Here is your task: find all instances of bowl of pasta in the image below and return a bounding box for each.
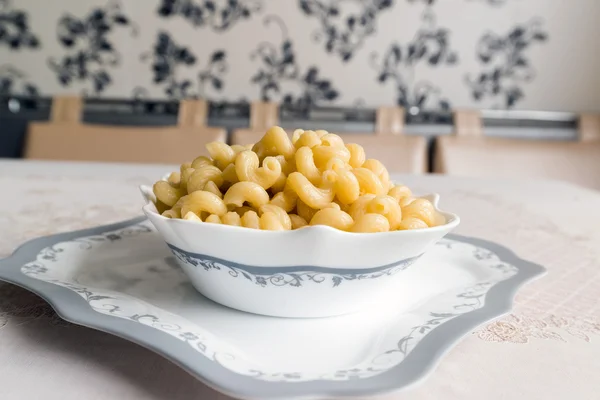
[140,127,459,318]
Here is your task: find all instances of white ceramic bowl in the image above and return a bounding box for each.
[140,184,459,318]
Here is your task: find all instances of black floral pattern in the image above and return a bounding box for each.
[157,0,262,31]
[47,0,137,95]
[371,0,458,113]
[299,0,393,62]
[251,16,339,117]
[0,65,39,97]
[0,0,555,111]
[371,32,457,111]
[466,19,548,108]
[0,0,40,50]
[141,31,228,99]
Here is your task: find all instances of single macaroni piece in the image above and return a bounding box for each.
[291,129,304,144]
[241,210,260,229]
[397,217,428,230]
[346,143,366,168]
[222,211,242,226]
[191,155,213,169]
[312,145,351,170]
[153,181,184,207]
[324,157,347,172]
[352,168,386,196]
[180,162,192,172]
[183,211,202,222]
[254,126,295,159]
[399,196,416,207]
[223,181,270,208]
[235,151,281,189]
[206,142,236,170]
[388,185,412,203]
[310,208,354,231]
[187,165,224,194]
[153,126,446,232]
[162,209,180,219]
[167,171,181,186]
[333,168,360,205]
[351,213,390,233]
[362,159,391,192]
[320,133,344,148]
[289,214,308,229]
[259,204,292,230]
[293,130,321,149]
[366,195,402,230]
[287,172,335,209]
[260,212,285,230]
[205,214,222,224]
[181,190,227,218]
[295,146,321,185]
[401,198,436,227]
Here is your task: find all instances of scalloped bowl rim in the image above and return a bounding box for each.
[139,182,460,237]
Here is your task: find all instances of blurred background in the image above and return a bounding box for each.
[1,0,599,188]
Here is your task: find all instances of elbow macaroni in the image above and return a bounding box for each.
[153,126,444,232]
[235,151,281,189]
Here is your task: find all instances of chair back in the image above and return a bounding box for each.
[25,96,226,163]
[434,109,600,189]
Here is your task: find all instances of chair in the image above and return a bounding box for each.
[231,103,427,174]
[24,96,226,163]
[434,110,600,189]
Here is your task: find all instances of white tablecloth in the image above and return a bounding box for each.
[0,159,599,400]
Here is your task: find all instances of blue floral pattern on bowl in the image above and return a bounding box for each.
[167,244,421,288]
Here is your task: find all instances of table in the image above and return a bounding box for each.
[0,159,599,400]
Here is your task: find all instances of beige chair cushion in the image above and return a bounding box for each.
[25,123,226,164]
[339,134,427,174]
[231,130,427,174]
[435,136,600,189]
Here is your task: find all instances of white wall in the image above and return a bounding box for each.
[1,0,599,112]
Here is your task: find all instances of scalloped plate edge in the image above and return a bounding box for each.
[0,217,546,400]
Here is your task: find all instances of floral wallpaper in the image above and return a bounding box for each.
[1,0,599,112]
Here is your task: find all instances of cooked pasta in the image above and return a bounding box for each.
[235,151,281,189]
[223,181,270,208]
[310,208,353,231]
[152,126,445,232]
[351,213,390,233]
[295,146,321,185]
[222,211,242,226]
